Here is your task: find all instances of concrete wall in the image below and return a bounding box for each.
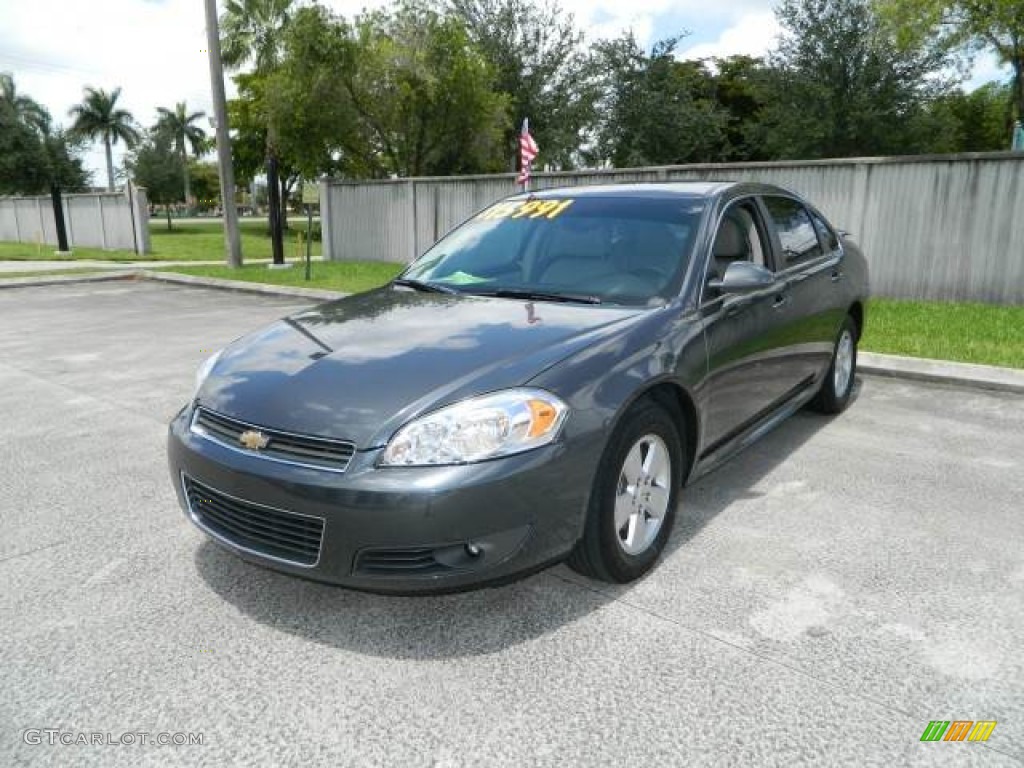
[0,187,151,254]
[322,153,1024,304]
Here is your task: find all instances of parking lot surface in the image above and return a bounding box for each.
[1,280,1022,767]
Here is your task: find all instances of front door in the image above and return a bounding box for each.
[699,199,801,452]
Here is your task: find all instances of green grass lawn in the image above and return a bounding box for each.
[0,219,321,262]
[159,260,403,295]
[149,220,322,261]
[0,241,118,261]
[861,299,1024,369]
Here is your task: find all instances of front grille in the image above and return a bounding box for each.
[183,476,324,567]
[192,407,355,472]
[355,547,452,576]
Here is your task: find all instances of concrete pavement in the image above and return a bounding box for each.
[0,281,1022,767]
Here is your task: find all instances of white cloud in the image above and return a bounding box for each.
[679,11,782,62]
[966,50,1012,89]
[0,0,215,185]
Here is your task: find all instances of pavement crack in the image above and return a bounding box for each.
[552,572,1024,764]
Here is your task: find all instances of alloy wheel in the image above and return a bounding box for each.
[614,434,672,556]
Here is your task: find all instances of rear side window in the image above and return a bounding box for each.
[811,211,840,253]
[763,197,823,267]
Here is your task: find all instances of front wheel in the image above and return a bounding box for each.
[811,315,858,414]
[568,399,684,583]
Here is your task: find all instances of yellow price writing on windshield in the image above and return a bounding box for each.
[478,199,574,221]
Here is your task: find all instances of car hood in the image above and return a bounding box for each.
[198,288,646,448]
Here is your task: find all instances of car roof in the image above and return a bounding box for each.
[522,181,787,201]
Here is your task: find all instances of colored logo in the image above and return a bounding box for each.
[238,430,270,451]
[920,721,997,742]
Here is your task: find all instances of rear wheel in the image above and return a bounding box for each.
[811,315,857,414]
[568,399,683,583]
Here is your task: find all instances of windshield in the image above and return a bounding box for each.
[400,195,705,306]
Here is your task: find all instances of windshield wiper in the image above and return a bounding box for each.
[392,278,458,295]
[468,288,602,305]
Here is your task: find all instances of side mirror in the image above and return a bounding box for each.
[708,261,775,293]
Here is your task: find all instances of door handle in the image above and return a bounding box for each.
[772,293,791,309]
[831,269,844,283]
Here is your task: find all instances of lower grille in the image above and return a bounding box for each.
[183,476,324,567]
[356,547,452,576]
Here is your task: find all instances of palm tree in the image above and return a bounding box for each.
[155,101,208,208]
[1,72,49,133]
[68,86,141,191]
[220,0,296,260]
[220,0,294,72]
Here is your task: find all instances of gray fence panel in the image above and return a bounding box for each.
[99,194,135,251]
[0,203,17,241]
[14,199,43,244]
[322,154,1024,303]
[0,190,149,254]
[67,196,104,248]
[326,183,413,263]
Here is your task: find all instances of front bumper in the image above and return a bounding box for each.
[167,404,598,593]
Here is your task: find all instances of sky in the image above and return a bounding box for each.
[0,0,1011,185]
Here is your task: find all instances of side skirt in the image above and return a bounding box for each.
[688,377,819,483]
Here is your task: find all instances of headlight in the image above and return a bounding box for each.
[380,388,568,466]
[194,349,222,397]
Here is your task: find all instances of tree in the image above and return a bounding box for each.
[710,56,776,161]
[221,0,296,259]
[1,72,49,133]
[228,4,509,184]
[188,160,223,210]
[155,101,208,208]
[0,98,48,194]
[0,74,89,194]
[926,81,1017,151]
[127,133,185,230]
[41,127,91,192]
[875,0,1024,128]
[227,73,303,221]
[591,34,729,167]
[342,4,509,176]
[220,0,295,72]
[68,86,141,191]
[756,0,952,159]
[449,0,600,169]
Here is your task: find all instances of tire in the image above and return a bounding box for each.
[811,315,858,414]
[568,399,684,583]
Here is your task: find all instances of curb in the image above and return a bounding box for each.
[3,270,1020,395]
[0,271,138,289]
[859,352,1024,395]
[138,270,347,302]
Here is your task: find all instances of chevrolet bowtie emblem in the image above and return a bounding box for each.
[239,430,270,450]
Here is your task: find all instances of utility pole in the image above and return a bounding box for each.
[204,0,243,267]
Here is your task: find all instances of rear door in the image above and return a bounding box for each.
[699,198,802,452]
[760,196,846,385]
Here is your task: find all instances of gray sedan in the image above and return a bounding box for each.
[167,182,868,592]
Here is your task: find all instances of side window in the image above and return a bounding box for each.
[810,211,840,253]
[708,202,770,280]
[763,197,823,267]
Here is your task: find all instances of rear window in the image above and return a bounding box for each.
[403,196,705,306]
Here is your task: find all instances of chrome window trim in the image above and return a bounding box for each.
[180,472,324,569]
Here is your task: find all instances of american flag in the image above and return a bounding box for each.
[517,118,539,188]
